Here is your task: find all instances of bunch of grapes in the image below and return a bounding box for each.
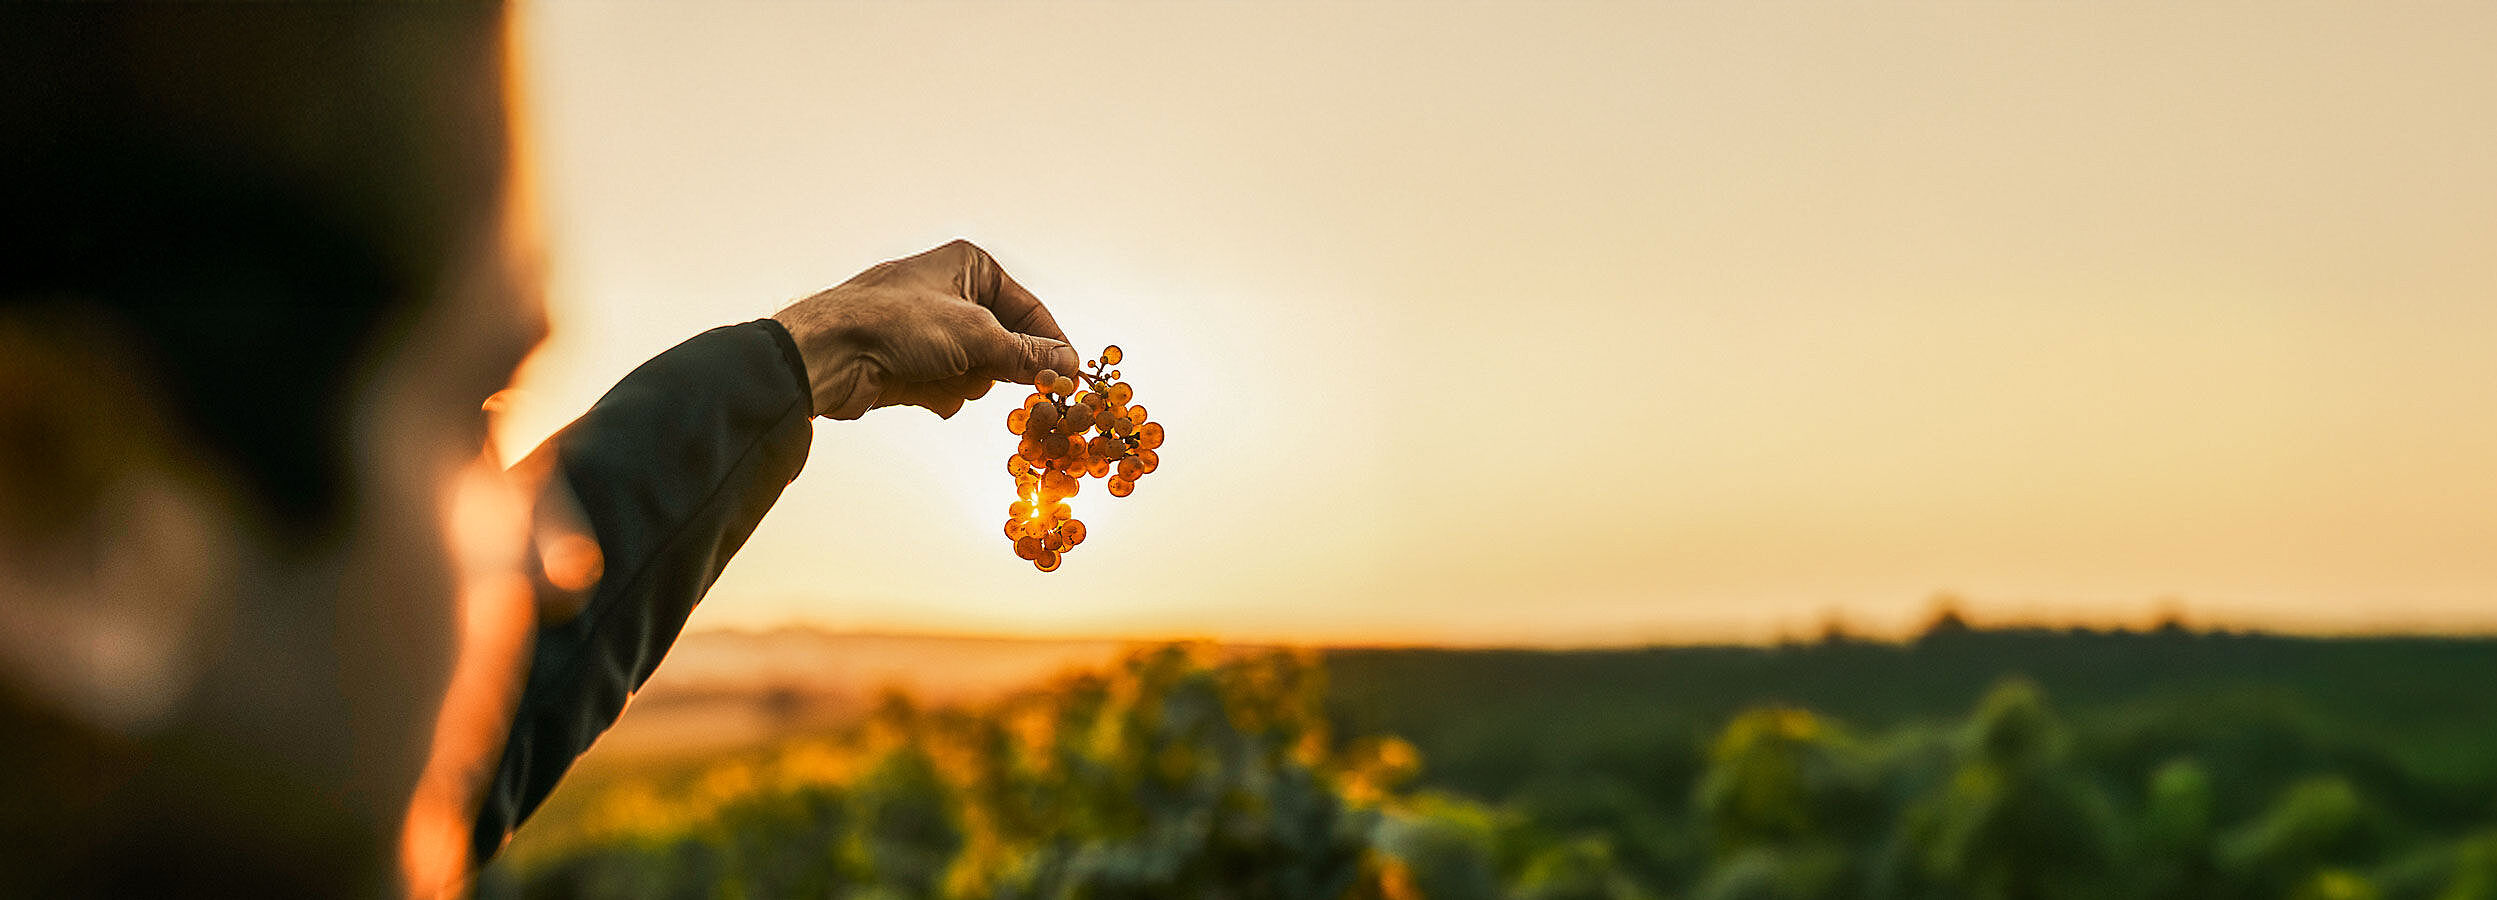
[1003,344,1164,571]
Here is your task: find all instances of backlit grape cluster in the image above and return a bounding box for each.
[1003,344,1164,571]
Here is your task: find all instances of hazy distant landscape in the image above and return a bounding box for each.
[488,619,2497,898]
[587,630,1140,757]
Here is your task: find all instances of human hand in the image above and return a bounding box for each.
[770,240,1081,420]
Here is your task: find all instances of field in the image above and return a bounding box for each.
[481,625,2497,899]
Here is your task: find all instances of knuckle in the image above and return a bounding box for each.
[941,238,993,274]
[938,239,998,299]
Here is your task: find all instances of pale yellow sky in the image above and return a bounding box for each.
[499,2,2497,646]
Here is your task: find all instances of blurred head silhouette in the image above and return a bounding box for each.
[1,6,543,896]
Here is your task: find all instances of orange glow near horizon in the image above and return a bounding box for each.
[498,4,2497,647]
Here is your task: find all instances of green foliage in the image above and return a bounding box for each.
[492,634,2497,900]
[494,645,1377,900]
[2138,758,2220,898]
[2440,831,2497,900]
[1509,837,1655,900]
[2218,775,2384,898]
[1883,681,2120,900]
[1690,844,1851,900]
[843,746,959,894]
[2297,869,2385,900]
[1695,708,1871,854]
[1369,795,1503,900]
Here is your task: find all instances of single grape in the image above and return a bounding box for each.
[1042,530,1067,552]
[1136,449,1159,475]
[1042,434,1070,459]
[1126,405,1147,426]
[1064,402,1095,432]
[1014,535,1042,560]
[1006,407,1028,435]
[1003,518,1023,539]
[1047,501,1072,522]
[1023,392,1047,411]
[1054,374,1078,396]
[1108,477,1134,498]
[1034,549,1061,572]
[1042,469,1079,499]
[1107,382,1133,406]
[1087,457,1111,479]
[1061,519,1087,546]
[1118,456,1142,480]
[1008,499,1033,519]
[1101,345,1122,365]
[1138,421,1164,450]
[1034,369,1058,390]
[1028,402,1059,434]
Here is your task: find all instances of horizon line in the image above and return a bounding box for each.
[682,616,2497,652]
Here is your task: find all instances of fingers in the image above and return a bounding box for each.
[873,372,991,419]
[933,238,1072,346]
[829,240,1084,419]
[876,327,1064,420]
[984,265,1071,345]
[968,328,1080,386]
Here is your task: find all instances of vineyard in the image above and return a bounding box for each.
[483,630,2497,899]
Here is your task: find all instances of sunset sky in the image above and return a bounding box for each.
[496,3,2497,646]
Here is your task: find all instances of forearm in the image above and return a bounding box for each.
[470,319,814,865]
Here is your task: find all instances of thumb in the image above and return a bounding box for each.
[975,329,1081,386]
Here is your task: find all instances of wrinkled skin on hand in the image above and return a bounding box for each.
[772,239,1082,420]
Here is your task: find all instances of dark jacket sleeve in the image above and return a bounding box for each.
[470,319,815,865]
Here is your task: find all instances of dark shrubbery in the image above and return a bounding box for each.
[490,637,2497,899]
